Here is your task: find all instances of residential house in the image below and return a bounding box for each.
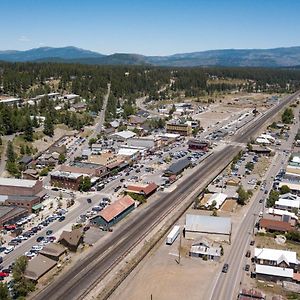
[189,238,221,261]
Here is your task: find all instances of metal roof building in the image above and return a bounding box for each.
[185,214,231,241]
[164,157,191,176]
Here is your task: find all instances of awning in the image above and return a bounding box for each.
[32,203,44,211]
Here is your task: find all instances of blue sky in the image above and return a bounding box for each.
[0,0,300,55]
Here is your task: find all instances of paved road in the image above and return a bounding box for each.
[32,91,300,300]
[209,94,300,300]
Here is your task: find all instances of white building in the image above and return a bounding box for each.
[205,193,227,210]
[275,198,300,211]
[111,130,136,142]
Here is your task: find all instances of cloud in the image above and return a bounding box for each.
[19,35,30,42]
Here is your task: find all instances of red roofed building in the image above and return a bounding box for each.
[259,218,293,233]
[126,182,158,197]
[90,195,135,228]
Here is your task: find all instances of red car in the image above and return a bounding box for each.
[0,272,9,277]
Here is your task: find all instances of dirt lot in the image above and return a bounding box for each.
[221,199,237,212]
[109,236,221,300]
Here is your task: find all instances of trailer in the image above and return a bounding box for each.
[166,225,180,245]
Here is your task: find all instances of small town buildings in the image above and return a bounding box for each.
[88,152,118,166]
[22,169,39,180]
[90,195,135,228]
[266,208,298,226]
[158,133,181,143]
[164,158,191,177]
[189,238,221,261]
[0,206,28,228]
[39,243,66,261]
[117,148,141,160]
[3,195,42,212]
[254,247,299,282]
[128,115,146,125]
[111,130,136,142]
[166,121,192,136]
[50,171,83,190]
[238,289,266,300]
[70,102,86,112]
[0,177,43,196]
[58,228,83,251]
[275,198,300,212]
[126,182,158,198]
[185,214,231,241]
[24,254,57,282]
[127,136,161,150]
[259,218,293,233]
[187,139,209,152]
[226,177,241,186]
[251,145,272,156]
[205,193,228,210]
[60,162,107,178]
[63,93,80,101]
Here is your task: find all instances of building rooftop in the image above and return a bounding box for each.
[117,148,140,157]
[112,130,136,140]
[50,171,83,180]
[255,264,294,278]
[24,254,57,281]
[165,157,190,175]
[185,214,231,235]
[99,195,135,223]
[275,198,300,209]
[254,247,297,264]
[205,193,227,209]
[58,228,82,247]
[0,205,28,220]
[0,177,39,188]
[267,208,298,220]
[259,218,293,232]
[126,182,158,196]
[39,243,66,258]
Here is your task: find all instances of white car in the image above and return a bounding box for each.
[18,235,28,241]
[25,251,36,258]
[32,245,43,251]
[4,246,14,254]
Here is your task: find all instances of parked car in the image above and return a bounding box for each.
[87,198,92,204]
[46,230,53,236]
[4,246,14,254]
[36,236,44,242]
[250,240,255,246]
[245,264,250,271]
[245,250,251,257]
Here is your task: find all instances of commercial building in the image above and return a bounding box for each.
[188,139,209,152]
[259,218,293,233]
[39,243,66,261]
[266,208,298,226]
[126,182,158,198]
[164,157,191,177]
[88,152,119,166]
[90,195,135,228]
[58,228,83,251]
[166,121,192,136]
[254,247,299,282]
[3,195,42,212]
[24,254,57,282]
[0,206,28,228]
[185,214,231,241]
[0,177,43,196]
[205,193,227,210]
[60,162,107,178]
[128,115,146,125]
[275,198,300,212]
[110,130,136,142]
[127,136,161,150]
[117,148,141,160]
[50,171,83,190]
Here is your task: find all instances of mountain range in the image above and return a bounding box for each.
[1,46,300,67]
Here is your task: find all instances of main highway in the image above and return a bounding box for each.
[32,91,300,300]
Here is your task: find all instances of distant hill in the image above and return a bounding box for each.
[0,46,104,62]
[1,46,300,67]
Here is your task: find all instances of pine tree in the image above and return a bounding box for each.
[24,115,33,142]
[43,115,54,137]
